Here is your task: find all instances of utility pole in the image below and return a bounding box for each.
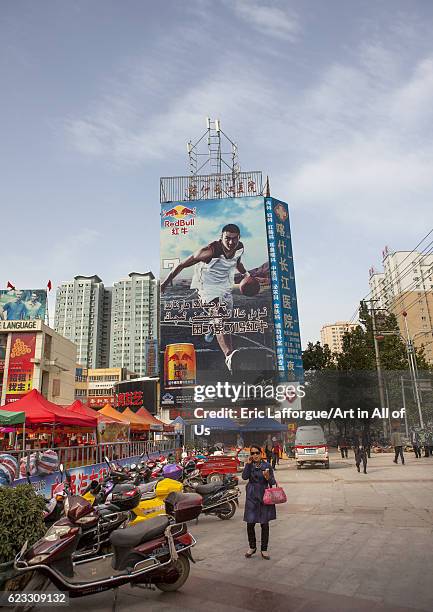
[400,376,409,437]
[402,312,424,428]
[368,300,387,438]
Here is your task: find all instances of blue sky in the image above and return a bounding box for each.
[2,0,433,344]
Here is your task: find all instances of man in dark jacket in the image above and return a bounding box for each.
[390,429,405,464]
[354,446,368,474]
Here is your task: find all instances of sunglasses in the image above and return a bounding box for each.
[250,451,260,456]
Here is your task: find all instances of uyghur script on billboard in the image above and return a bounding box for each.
[160,194,295,415]
[0,289,47,321]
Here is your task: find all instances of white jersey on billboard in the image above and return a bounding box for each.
[191,240,244,306]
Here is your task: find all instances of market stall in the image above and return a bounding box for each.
[68,400,130,443]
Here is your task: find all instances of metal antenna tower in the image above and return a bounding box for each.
[187,118,240,177]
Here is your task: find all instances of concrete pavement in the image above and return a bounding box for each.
[60,451,433,611]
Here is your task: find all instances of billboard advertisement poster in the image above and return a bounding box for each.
[0,289,47,321]
[264,198,303,383]
[5,333,36,403]
[160,196,278,414]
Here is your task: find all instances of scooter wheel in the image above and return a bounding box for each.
[13,572,51,612]
[155,553,190,592]
[217,500,236,520]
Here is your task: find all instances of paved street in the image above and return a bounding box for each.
[63,451,433,611]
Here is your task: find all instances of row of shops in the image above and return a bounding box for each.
[0,389,174,453]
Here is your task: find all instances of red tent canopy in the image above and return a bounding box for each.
[68,400,124,424]
[1,390,97,427]
[135,407,166,432]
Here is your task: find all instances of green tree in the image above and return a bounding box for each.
[302,341,336,371]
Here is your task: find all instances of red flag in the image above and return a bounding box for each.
[7,281,15,290]
[47,280,52,291]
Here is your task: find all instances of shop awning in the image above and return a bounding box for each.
[135,407,164,432]
[68,400,125,424]
[0,410,25,426]
[1,390,97,427]
[99,404,131,424]
[241,417,286,432]
[200,417,240,431]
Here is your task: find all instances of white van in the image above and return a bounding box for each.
[295,425,329,469]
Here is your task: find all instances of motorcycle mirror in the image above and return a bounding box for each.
[130,463,137,470]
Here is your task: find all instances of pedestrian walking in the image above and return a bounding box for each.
[242,444,276,560]
[263,435,273,463]
[354,445,368,474]
[338,434,349,458]
[410,427,421,458]
[271,441,280,469]
[426,429,433,457]
[362,429,371,458]
[390,429,405,464]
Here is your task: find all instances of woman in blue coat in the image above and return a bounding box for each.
[242,444,276,559]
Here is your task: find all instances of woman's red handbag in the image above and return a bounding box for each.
[263,483,287,505]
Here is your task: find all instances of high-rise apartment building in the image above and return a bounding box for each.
[109,272,158,376]
[320,321,359,353]
[54,275,111,368]
[369,247,433,363]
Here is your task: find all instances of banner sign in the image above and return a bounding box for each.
[12,450,174,498]
[0,289,46,321]
[5,333,36,403]
[264,198,303,383]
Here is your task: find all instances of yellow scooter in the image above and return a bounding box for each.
[129,478,183,524]
[82,476,183,525]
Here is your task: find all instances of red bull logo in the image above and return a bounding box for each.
[162,204,196,230]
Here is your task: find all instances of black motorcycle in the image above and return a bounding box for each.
[183,473,240,520]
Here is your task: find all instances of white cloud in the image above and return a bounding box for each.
[228,0,299,41]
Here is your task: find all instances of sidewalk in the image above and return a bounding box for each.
[66,451,433,611]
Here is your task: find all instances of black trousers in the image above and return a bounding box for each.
[394,446,405,464]
[271,454,277,469]
[340,448,348,458]
[247,523,269,551]
[356,458,367,473]
[413,445,421,458]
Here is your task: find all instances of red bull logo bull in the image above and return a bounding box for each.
[162,204,196,229]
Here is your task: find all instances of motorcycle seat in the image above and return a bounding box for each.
[195,483,222,495]
[139,481,159,500]
[110,515,170,549]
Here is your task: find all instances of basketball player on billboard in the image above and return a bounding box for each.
[161,224,260,372]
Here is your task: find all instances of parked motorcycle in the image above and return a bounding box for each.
[14,491,202,611]
[183,473,240,520]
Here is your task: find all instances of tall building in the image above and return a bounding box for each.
[110,272,158,376]
[54,275,110,369]
[320,321,359,353]
[369,247,433,363]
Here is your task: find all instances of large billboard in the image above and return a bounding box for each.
[160,195,300,414]
[0,289,47,321]
[4,332,36,404]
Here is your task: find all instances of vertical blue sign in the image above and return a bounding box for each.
[265,197,303,383]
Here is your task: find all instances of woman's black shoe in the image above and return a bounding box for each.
[245,548,257,558]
